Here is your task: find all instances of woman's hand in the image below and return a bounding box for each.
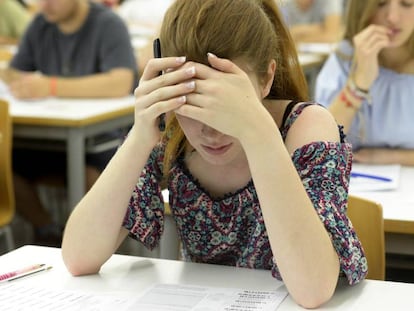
[174,54,272,141]
[131,56,196,145]
[352,24,391,90]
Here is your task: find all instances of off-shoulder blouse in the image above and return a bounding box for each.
[123,102,367,285]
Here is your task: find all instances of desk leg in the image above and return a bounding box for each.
[67,128,85,212]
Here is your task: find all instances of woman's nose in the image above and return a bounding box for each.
[386,3,401,24]
[201,125,222,138]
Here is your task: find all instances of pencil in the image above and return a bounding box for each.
[0,264,52,283]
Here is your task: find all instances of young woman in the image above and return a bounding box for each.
[316,0,414,165]
[62,0,366,308]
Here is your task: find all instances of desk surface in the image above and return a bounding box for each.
[6,95,135,127]
[350,165,414,234]
[1,245,414,310]
[5,95,135,209]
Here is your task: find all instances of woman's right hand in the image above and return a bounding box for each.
[352,24,391,90]
[130,56,196,146]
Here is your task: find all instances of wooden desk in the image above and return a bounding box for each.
[0,45,17,70]
[1,245,414,310]
[8,96,135,210]
[350,166,414,257]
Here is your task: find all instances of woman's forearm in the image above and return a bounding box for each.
[62,130,154,276]
[240,112,340,308]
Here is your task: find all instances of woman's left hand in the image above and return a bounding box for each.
[174,53,273,140]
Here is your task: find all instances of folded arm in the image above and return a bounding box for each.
[5,67,135,99]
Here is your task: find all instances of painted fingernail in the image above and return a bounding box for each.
[207,52,217,58]
[176,56,186,63]
[186,66,196,76]
[185,81,195,89]
[178,95,187,103]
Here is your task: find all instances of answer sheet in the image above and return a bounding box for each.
[0,283,132,310]
[0,282,288,311]
[129,283,288,311]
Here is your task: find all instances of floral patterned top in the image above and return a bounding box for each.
[123,102,367,285]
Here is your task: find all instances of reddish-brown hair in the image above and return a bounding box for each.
[159,0,308,178]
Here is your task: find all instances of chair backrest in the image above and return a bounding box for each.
[0,99,15,227]
[347,195,385,280]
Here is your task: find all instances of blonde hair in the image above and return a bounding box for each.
[344,0,414,51]
[159,0,308,178]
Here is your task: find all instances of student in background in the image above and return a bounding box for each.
[283,0,344,43]
[116,0,174,75]
[315,0,414,166]
[6,0,138,246]
[0,0,31,45]
[116,0,172,27]
[62,0,366,307]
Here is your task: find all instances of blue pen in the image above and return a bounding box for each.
[350,172,392,182]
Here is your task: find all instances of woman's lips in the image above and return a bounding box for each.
[389,28,401,38]
[202,143,232,155]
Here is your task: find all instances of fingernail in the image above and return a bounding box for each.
[207,52,217,58]
[185,81,195,89]
[178,95,186,103]
[186,66,196,75]
[176,56,186,63]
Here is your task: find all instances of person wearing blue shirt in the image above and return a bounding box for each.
[315,0,414,166]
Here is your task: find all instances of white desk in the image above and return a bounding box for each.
[7,96,135,210]
[298,52,326,99]
[350,166,414,256]
[1,245,414,310]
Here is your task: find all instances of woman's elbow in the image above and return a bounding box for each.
[295,286,336,309]
[62,248,102,277]
[63,258,101,277]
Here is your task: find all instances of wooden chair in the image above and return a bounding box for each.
[347,195,385,280]
[0,99,15,252]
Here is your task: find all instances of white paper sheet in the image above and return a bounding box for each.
[0,283,132,311]
[0,282,288,311]
[349,164,401,192]
[128,283,288,311]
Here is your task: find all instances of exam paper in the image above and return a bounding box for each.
[0,283,132,311]
[128,283,288,311]
[349,164,401,192]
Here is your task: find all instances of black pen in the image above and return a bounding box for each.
[153,38,165,131]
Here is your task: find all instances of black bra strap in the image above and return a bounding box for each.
[280,100,299,130]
